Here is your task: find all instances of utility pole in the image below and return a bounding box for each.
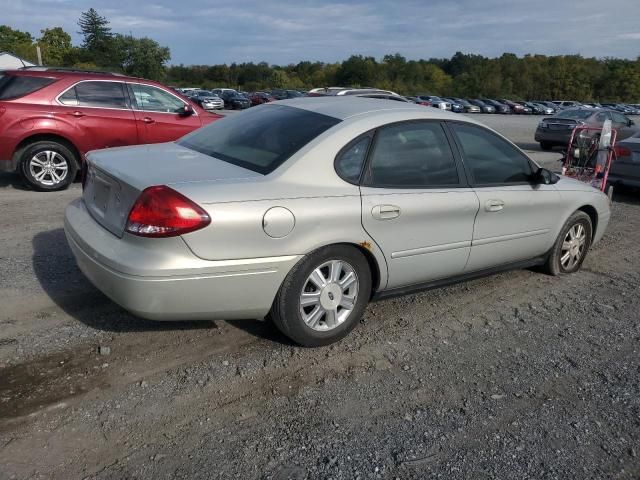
[36,45,43,66]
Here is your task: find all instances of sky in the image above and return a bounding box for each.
[2,0,639,65]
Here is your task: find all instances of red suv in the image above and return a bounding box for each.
[0,68,221,191]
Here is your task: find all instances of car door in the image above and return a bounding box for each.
[127,83,202,144]
[448,121,562,272]
[610,111,636,140]
[357,121,479,289]
[56,80,138,152]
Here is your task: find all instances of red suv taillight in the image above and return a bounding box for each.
[125,185,211,238]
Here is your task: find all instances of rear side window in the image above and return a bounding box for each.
[335,136,371,183]
[450,122,533,185]
[179,104,340,175]
[64,81,128,109]
[365,122,459,188]
[0,75,56,100]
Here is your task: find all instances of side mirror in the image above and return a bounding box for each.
[178,104,195,116]
[533,167,559,185]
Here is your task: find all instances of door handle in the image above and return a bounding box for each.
[142,117,155,124]
[485,199,504,212]
[68,111,85,117]
[372,204,401,220]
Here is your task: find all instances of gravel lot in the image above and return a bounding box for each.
[1,114,639,480]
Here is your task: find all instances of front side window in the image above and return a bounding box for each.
[0,75,55,100]
[130,84,184,113]
[179,104,341,174]
[450,122,533,185]
[71,81,128,109]
[335,136,371,183]
[365,122,459,188]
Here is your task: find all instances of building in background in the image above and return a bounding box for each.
[0,52,35,70]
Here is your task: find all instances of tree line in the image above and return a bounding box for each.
[1,10,639,102]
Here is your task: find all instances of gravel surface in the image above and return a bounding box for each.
[1,114,639,480]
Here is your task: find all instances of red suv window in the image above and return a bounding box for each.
[0,75,56,100]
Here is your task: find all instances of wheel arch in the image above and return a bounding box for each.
[13,133,82,168]
[577,204,598,235]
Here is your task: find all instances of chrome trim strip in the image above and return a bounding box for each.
[54,79,198,116]
[391,240,471,259]
[473,229,550,246]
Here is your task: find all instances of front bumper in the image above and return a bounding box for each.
[64,198,301,321]
[0,157,18,173]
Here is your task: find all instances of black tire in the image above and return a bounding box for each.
[269,245,372,347]
[542,211,593,276]
[540,141,553,151]
[19,140,78,191]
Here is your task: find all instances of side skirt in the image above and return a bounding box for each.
[373,254,549,301]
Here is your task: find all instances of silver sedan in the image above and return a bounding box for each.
[65,98,611,346]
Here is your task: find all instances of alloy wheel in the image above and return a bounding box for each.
[28,151,69,187]
[560,223,587,270]
[299,260,359,332]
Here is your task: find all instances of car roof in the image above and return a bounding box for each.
[273,96,473,122]
[3,67,143,82]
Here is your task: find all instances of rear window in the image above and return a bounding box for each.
[179,104,341,174]
[554,109,592,120]
[0,75,56,100]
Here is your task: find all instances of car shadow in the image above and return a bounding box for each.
[32,228,291,344]
[0,173,29,190]
[611,186,640,205]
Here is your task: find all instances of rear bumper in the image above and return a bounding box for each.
[534,129,571,144]
[64,198,301,321]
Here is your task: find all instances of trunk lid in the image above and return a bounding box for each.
[83,142,261,237]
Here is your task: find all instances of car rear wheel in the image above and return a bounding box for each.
[540,141,553,151]
[543,211,592,276]
[269,245,372,347]
[19,140,78,191]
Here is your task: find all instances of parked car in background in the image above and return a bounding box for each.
[520,101,546,114]
[187,90,224,110]
[442,98,465,113]
[531,102,555,115]
[552,100,582,109]
[468,99,495,114]
[271,89,304,100]
[451,98,481,113]
[249,91,275,106]
[532,101,560,113]
[355,92,411,102]
[497,99,527,114]
[416,95,451,110]
[0,68,220,191]
[211,88,238,97]
[218,91,251,109]
[482,99,511,114]
[608,136,640,188]
[534,108,638,150]
[65,97,610,347]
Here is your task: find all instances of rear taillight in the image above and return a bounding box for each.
[125,185,211,238]
[614,145,631,157]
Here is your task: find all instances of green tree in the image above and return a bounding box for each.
[112,34,170,80]
[77,8,112,53]
[0,25,37,62]
[38,27,72,66]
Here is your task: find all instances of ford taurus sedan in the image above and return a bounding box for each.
[65,98,611,346]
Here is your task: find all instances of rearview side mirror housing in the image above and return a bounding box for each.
[178,104,195,116]
[533,167,559,185]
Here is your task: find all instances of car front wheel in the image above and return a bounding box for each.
[19,140,78,191]
[269,245,372,347]
[543,211,592,275]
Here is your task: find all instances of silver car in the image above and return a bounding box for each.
[65,98,611,346]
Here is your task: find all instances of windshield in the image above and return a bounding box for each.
[554,109,593,120]
[178,104,341,174]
